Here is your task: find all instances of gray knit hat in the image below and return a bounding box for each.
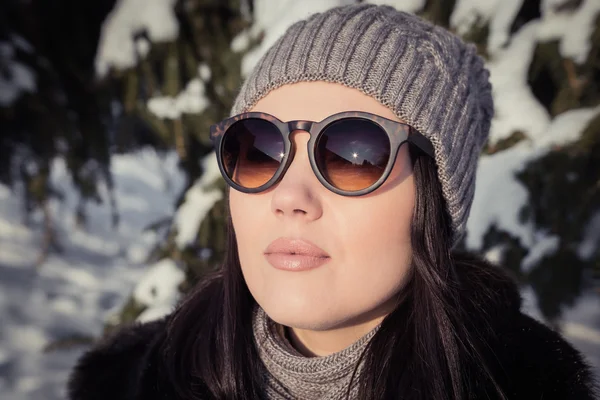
[230,4,494,244]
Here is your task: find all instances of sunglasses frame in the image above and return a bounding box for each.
[210,111,435,196]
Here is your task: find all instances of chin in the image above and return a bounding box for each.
[258,296,351,331]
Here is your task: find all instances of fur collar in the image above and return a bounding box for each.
[67,259,599,399]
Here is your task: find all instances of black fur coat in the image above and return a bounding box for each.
[67,264,599,400]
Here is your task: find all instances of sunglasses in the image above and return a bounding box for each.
[210,111,434,196]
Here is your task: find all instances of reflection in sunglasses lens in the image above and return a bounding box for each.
[222,119,284,188]
[316,119,390,191]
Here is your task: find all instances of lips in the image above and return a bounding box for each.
[264,238,331,271]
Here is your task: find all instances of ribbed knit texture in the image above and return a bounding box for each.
[252,306,380,399]
[230,4,494,244]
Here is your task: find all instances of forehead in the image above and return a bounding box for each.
[249,81,401,123]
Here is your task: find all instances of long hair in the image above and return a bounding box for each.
[162,144,515,399]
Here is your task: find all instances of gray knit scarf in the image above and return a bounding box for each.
[252,306,381,399]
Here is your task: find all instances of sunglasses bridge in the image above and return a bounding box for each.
[286,120,315,134]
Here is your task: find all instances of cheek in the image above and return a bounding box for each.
[338,150,415,270]
[229,190,270,294]
[229,190,245,227]
[229,190,263,266]
[304,175,415,325]
[337,178,415,282]
[229,189,265,234]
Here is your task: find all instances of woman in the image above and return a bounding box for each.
[68,4,598,399]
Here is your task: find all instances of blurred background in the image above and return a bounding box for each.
[0,0,599,398]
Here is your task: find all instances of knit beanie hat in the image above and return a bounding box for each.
[230,3,494,244]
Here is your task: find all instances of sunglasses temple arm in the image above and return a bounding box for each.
[409,131,435,158]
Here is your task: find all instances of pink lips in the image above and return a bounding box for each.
[264,238,331,271]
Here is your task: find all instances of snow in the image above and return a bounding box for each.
[538,0,600,64]
[133,258,185,321]
[564,321,600,347]
[198,63,211,81]
[487,21,551,144]
[0,149,184,400]
[452,0,524,54]
[147,63,211,119]
[467,104,600,250]
[521,234,560,273]
[0,40,37,106]
[173,152,224,249]
[578,212,600,260]
[534,105,600,147]
[483,245,505,264]
[448,0,599,146]
[366,0,425,13]
[240,0,355,76]
[147,77,209,119]
[95,0,179,76]
[451,0,523,51]
[231,30,250,53]
[486,0,523,54]
[467,141,534,250]
[452,0,600,63]
[136,304,176,323]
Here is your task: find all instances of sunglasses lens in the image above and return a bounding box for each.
[222,119,284,189]
[316,119,391,192]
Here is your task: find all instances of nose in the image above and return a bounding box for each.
[270,131,323,222]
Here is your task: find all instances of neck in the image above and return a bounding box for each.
[286,316,386,356]
[284,296,400,356]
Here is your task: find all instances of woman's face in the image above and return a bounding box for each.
[230,81,415,332]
